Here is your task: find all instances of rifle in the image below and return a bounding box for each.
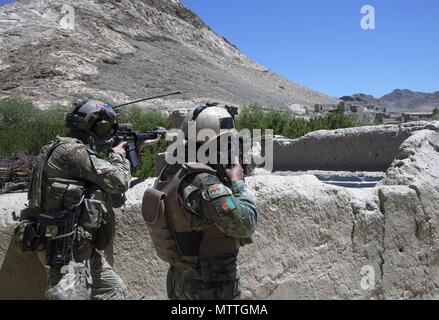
[223,105,253,177]
[112,91,181,168]
[114,124,167,168]
[39,209,76,268]
[113,91,181,109]
[221,135,252,181]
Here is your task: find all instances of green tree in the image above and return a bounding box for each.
[236,104,357,139]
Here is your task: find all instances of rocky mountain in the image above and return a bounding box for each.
[381,89,439,112]
[0,0,338,110]
[339,93,379,105]
[341,89,439,113]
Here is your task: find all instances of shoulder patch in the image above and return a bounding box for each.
[207,184,229,200]
[212,196,237,215]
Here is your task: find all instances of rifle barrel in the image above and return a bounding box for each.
[114,91,182,108]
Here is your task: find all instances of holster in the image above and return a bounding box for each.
[14,219,47,252]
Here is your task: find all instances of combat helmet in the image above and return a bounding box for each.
[180,104,238,143]
[179,104,252,181]
[65,97,118,152]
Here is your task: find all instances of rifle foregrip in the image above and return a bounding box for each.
[125,141,140,168]
[137,132,159,141]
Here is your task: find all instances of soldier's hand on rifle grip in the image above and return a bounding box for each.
[136,135,162,155]
[226,156,244,182]
[112,141,128,158]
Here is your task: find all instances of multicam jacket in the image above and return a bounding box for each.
[28,136,131,248]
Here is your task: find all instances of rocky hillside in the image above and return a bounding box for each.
[0,0,338,110]
[381,89,439,112]
[341,89,439,113]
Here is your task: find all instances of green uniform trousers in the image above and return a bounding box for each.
[167,265,241,300]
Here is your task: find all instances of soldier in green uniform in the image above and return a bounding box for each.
[142,105,258,300]
[15,97,160,300]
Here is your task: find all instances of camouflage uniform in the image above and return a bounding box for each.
[27,136,131,300]
[152,163,257,300]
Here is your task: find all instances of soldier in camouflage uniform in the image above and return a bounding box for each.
[15,98,160,300]
[142,105,258,300]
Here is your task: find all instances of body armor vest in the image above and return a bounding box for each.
[28,137,85,213]
[142,163,240,265]
[22,137,114,253]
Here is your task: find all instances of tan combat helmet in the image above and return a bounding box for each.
[180,104,238,143]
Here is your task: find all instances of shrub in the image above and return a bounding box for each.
[235,103,357,139]
[0,98,169,178]
[0,98,68,157]
[1,99,358,179]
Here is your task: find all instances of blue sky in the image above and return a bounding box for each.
[1,0,438,98]
[181,0,439,98]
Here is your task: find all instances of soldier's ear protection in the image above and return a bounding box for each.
[66,97,89,129]
[66,109,114,136]
[92,119,113,137]
[65,112,82,129]
[68,97,116,136]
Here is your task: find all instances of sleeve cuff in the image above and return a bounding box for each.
[231,180,246,194]
[109,152,123,161]
[109,152,130,166]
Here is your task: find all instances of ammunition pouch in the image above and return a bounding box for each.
[79,187,114,251]
[79,199,106,231]
[94,212,114,251]
[46,179,85,213]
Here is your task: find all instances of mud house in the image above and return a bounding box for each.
[402,112,434,122]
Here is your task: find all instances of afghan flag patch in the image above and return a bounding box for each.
[216,196,237,215]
